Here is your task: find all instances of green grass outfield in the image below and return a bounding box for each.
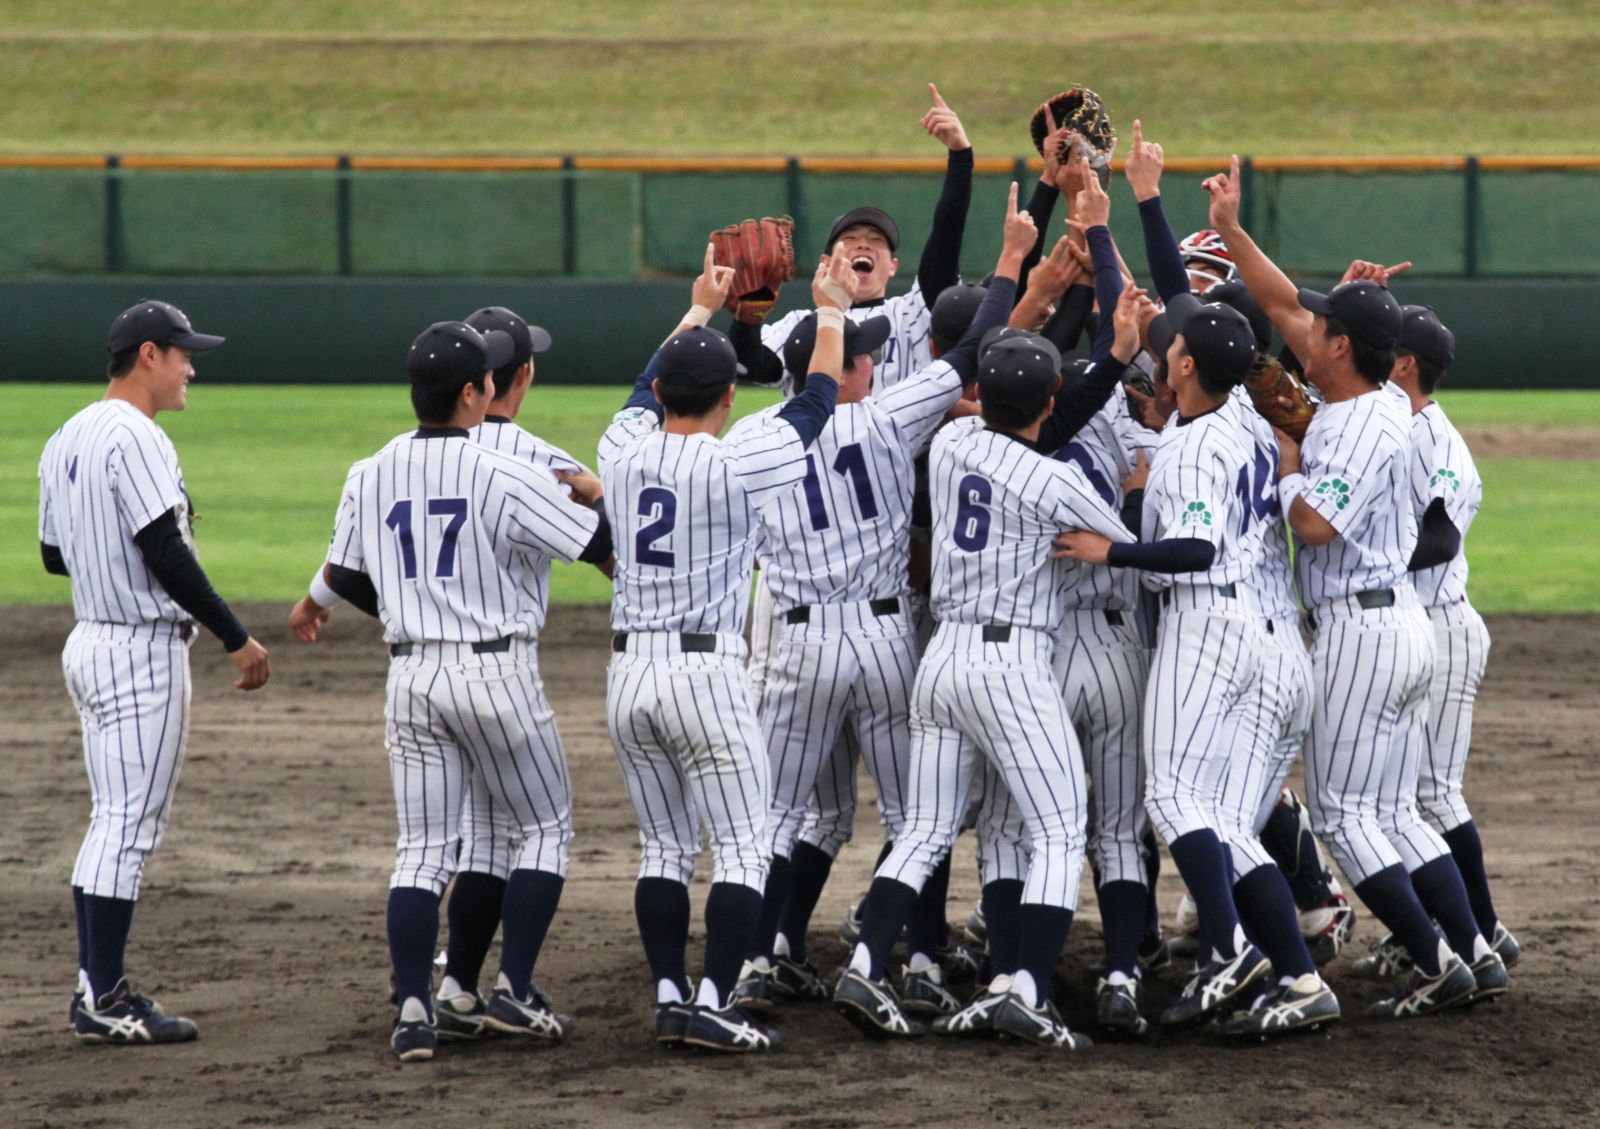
[4,385,1597,614]
[0,2,1596,157]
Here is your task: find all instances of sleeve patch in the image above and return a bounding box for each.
[1311,476,1353,511]
[1180,500,1214,527]
[1429,467,1460,492]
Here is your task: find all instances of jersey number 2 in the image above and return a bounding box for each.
[386,497,468,580]
[636,487,677,567]
[802,443,879,531]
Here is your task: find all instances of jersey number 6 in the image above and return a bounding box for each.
[386,497,469,580]
[952,474,992,552]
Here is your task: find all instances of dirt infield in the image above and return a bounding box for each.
[3,604,1597,1129]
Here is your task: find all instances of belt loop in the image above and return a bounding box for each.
[612,633,627,653]
[785,607,810,625]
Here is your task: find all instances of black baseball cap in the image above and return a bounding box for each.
[465,306,551,368]
[107,299,225,356]
[780,314,892,378]
[977,332,1062,420]
[1201,280,1272,352]
[978,324,1052,361]
[407,321,514,387]
[931,283,987,350]
[825,207,900,254]
[1163,292,1256,387]
[1296,280,1403,349]
[1398,305,1455,370]
[656,326,748,386]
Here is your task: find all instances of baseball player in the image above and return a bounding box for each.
[1351,303,1521,980]
[833,282,1148,1051]
[600,247,853,1053]
[730,187,1037,1017]
[39,300,271,1043]
[1205,157,1508,1016]
[417,305,614,1039]
[289,319,610,1062]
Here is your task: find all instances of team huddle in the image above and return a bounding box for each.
[38,87,1518,1060]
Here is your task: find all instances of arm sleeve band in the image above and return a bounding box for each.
[41,541,68,576]
[1407,497,1462,571]
[1106,536,1217,573]
[578,502,614,565]
[325,563,380,619]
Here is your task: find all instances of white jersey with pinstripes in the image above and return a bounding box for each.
[1408,401,1481,607]
[930,416,1133,630]
[599,407,811,634]
[1229,388,1301,620]
[730,359,962,613]
[38,399,194,626]
[1290,389,1417,606]
[762,285,933,395]
[325,430,598,644]
[1051,397,1140,613]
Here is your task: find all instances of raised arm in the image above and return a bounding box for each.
[1203,155,1314,358]
[773,250,854,447]
[1036,281,1152,452]
[1122,120,1191,304]
[625,244,738,417]
[940,182,1033,379]
[916,83,974,302]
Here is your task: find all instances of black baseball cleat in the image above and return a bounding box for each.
[1094,977,1149,1038]
[963,902,988,947]
[682,1004,777,1053]
[390,998,436,1063]
[68,987,84,1029]
[1369,955,1477,1019]
[1491,923,1522,970]
[1468,951,1510,1003]
[839,899,865,946]
[931,986,1007,1037]
[729,961,776,1013]
[772,956,831,1001]
[993,993,1094,1050]
[74,978,199,1044]
[1351,932,1414,980]
[1222,975,1341,1039]
[934,938,983,983]
[482,982,573,1041]
[434,988,490,1040]
[900,966,961,1017]
[1160,944,1271,1027]
[1139,926,1173,972]
[833,969,925,1038]
[654,1001,693,1048]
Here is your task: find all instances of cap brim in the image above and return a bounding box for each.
[528,325,552,354]
[1147,313,1174,359]
[1296,287,1336,316]
[481,329,515,370]
[849,315,893,359]
[170,330,226,352]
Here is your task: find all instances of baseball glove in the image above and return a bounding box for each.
[1243,354,1316,441]
[708,216,797,325]
[1030,86,1117,168]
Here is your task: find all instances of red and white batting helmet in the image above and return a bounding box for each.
[1179,228,1236,282]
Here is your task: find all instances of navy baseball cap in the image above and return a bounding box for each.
[1297,280,1403,349]
[1201,280,1272,352]
[780,314,892,377]
[657,326,748,386]
[407,321,514,387]
[465,306,551,368]
[1398,304,1455,369]
[977,332,1061,420]
[1163,292,1256,387]
[825,207,901,254]
[107,299,225,356]
[930,283,987,349]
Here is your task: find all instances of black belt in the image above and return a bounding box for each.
[785,597,901,625]
[1160,582,1235,607]
[389,636,512,658]
[178,622,196,641]
[1104,610,1124,627]
[612,632,718,654]
[981,625,1013,643]
[1357,589,1395,609]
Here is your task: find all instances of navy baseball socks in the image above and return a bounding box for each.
[387,886,442,1017]
[442,871,506,992]
[1234,865,1318,978]
[981,879,1024,979]
[1410,855,1492,961]
[699,882,763,1007]
[1355,865,1448,975]
[635,877,691,1002]
[849,877,919,979]
[905,853,953,966]
[775,843,835,963]
[498,869,564,999]
[1442,821,1502,939]
[1011,905,1073,1008]
[1095,880,1149,978]
[82,893,136,1005]
[747,854,793,968]
[1166,830,1244,960]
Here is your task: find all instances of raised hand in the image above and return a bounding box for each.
[921,83,970,151]
[1111,281,1150,363]
[1055,132,1091,199]
[1124,118,1164,202]
[691,241,737,310]
[1122,448,1151,493]
[1073,147,1111,228]
[813,247,856,311]
[1202,155,1244,231]
[1028,235,1086,304]
[1339,258,1413,287]
[1001,181,1037,260]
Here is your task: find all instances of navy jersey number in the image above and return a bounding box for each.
[636,487,678,567]
[385,496,469,580]
[1234,443,1279,534]
[952,474,993,551]
[801,443,880,531]
[1054,442,1116,506]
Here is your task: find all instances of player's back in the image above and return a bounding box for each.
[1051,400,1140,613]
[470,416,584,475]
[1228,391,1300,619]
[1410,401,1482,607]
[331,429,595,643]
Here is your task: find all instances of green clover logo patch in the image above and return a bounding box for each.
[1181,500,1213,527]
[1430,467,1460,493]
[1312,477,1352,511]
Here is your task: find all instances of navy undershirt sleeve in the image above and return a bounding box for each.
[41,541,68,576]
[1017,180,1061,298]
[623,350,666,419]
[326,563,380,619]
[1120,487,1145,537]
[775,373,839,448]
[1040,283,1095,355]
[917,147,974,302]
[941,276,1019,381]
[1137,196,1191,304]
[1106,537,1216,573]
[1408,498,1462,571]
[1036,355,1130,453]
[578,503,614,565]
[132,510,250,651]
[1085,225,1124,361]
[729,320,785,386]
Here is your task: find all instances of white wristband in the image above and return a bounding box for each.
[309,567,344,609]
[814,307,847,332]
[1279,472,1307,501]
[681,305,713,328]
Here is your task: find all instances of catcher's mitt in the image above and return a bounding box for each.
[708,216,797,325]
[1030,86,1117,169]
[1244,354,1316,441]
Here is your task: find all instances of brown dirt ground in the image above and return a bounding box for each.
[2,604,1597,1129]
[1456,427,1600,461]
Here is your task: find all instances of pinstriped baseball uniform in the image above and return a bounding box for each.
[453,416,589,879]
[729,359,964,867]
[325,428,598,894]
[600,405,817,893]
[39,401,198,901]
[761,284,933,396]
[1406,399,1489,833]
[877,417,1133,912]
[1287,389,1448,885]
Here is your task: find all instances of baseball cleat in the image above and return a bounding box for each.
[1094,977,1149,1038]
[1468,951,1509,1003]
[390,997,436,1063]
[654,1001,693,1048]
[963,902,988,946]
[74,978,198,1045]
[772,956,832,1001]
[729,961,776,1013]
[1491,923,1522,969]
[1139,926,1173,972]
[900,966,961,1017]
[1302,892,1357,966]
[682,1004,777,1053]
[934,938,983,982]
[993,993,1094,1050]
[482,982,573,1041]
[1368,955,1477,1019]
[1222,975,1341,1039]
[1160,944,1271,1027]
[839,899,865,946]
[1351,932,1415,980]
[833,969,925,1039]
[434,988,490,1040]
[69,988,84,1029]
[932,984,1008,1037]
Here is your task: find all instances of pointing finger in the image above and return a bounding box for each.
[929,82,948,109]
[1132,118,1143,148]
[704,241,716,274]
